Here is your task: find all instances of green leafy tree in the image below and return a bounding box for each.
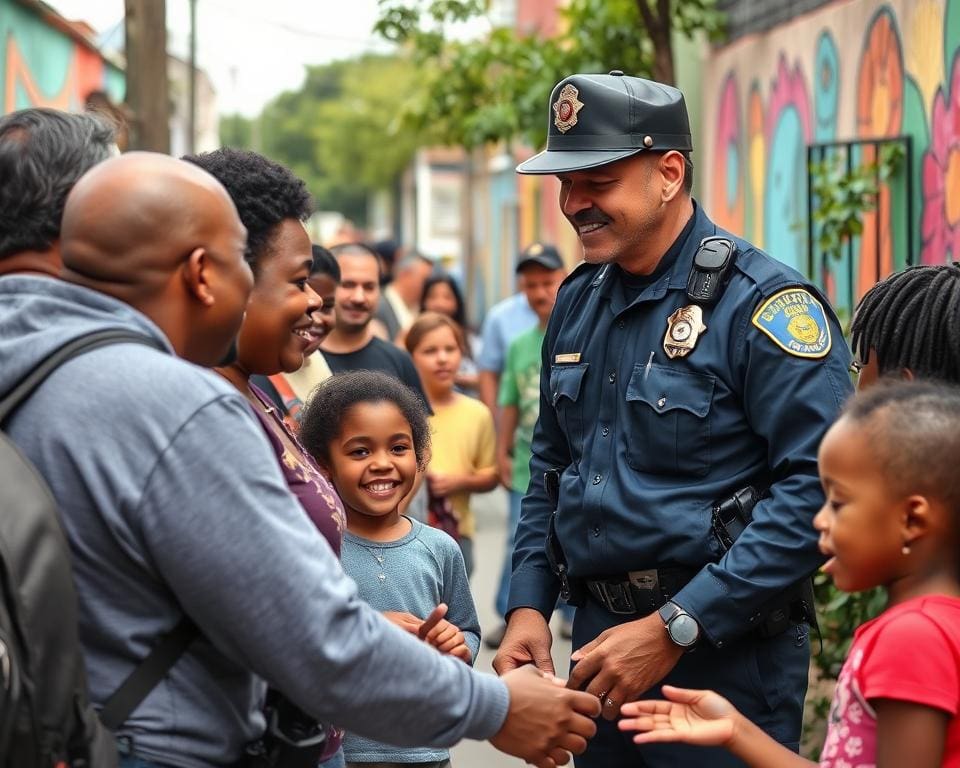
[249,54,427,224]
[219,113,253,149]
[374,0,725,149]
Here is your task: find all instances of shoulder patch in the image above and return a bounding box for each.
[751,288,832,359]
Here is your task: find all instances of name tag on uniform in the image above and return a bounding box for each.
[554,353,581,364]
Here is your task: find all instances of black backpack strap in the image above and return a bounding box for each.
[0,329,165,425]
[99,618,198,731]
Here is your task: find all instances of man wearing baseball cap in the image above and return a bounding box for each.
[488,242,572,649]
[493,71,853,767]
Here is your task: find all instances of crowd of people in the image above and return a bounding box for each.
[0,108,599,768]
[1,65,959,768]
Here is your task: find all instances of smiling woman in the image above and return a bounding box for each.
[181,148,348,767]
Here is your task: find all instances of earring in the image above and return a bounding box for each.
[901,544,911,556]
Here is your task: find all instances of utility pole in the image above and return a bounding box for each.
[124,0,170,152]
[187,0,197,154]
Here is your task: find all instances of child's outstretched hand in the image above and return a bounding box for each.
[618,685,739,747]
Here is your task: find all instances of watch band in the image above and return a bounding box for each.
[659,601,700,648]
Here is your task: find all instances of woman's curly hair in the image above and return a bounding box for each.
[182,147,312,267]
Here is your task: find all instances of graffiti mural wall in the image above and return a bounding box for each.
[0,0,123,115]
[703,0,960,314]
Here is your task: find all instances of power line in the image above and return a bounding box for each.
[201,0,393,46]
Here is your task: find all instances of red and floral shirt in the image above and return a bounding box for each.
[820,595,960,768]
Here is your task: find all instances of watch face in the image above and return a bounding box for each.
[669,614,700,647]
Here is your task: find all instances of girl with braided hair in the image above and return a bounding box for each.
[850,263,960,388]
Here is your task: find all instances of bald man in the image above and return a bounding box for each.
[0,153,600,768]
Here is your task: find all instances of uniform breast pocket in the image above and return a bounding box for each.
[550,363,589,457]
[624,364,715,477]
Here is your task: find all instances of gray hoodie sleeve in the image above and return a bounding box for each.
[135,395,508,746]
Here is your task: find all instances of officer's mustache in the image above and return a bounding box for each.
[571,208,611,227]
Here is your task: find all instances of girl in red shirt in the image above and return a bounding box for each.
[620,380,960,768]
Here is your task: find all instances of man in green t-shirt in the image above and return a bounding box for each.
[487,246,566,648]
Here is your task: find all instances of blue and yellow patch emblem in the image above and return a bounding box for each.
[751,288,831,359]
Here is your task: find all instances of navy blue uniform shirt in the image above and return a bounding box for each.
[507,203,854,648]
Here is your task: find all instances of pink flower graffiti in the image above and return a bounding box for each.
[921,53,960,264]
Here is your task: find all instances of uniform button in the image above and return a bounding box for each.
[608,372,617,383]
[657,396,666,408]
[618,319,626,329]
[601,426,610,437]
[592,525,601,537]
[593,474,602,484]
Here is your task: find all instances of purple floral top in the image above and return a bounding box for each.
[250,384,346,758]
[251,385,345,556]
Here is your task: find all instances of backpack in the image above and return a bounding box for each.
[0,330,196,768]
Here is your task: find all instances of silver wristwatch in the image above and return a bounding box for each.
[658,601,700,648]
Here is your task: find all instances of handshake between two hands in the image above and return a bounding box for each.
[384,603,601,768]
[387,603,732,768]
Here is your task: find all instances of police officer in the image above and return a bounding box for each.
[492,72,854,767]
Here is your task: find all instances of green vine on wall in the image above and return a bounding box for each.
[809,143,905,264]
[801,141,904,758]
[806,140,904,685]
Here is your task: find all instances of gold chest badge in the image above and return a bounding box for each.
[664,305,706,359]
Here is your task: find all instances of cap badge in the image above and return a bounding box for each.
[664,305,706,359]
[553,84,584,133]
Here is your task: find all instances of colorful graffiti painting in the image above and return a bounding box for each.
[713,73,745,235]
[856,8,904,291]
[706,0,960,316]
[1,0,123,115]
[764,56,811,274]
[814,31,840,142]
[921,49,960,263]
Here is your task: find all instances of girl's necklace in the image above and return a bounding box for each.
[365,544,386,582]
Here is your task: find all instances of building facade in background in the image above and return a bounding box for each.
[1,0,217,156]
[1,0,124,114]
[702,0,959,317]
[455,0,960,324]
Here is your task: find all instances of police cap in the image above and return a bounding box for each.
[516,70,692,175]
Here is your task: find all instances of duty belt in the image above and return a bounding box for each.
[585,566,696,616]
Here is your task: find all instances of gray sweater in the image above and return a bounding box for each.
[0,276,509,768]
[342,519,480,763]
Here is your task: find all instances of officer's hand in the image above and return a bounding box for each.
[618,686,740,747]
[493,608,555,676]
[490,665,600,768]
[567,613,684,720]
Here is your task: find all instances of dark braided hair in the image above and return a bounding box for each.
[300,370,431,471]
[850,264,960,381]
